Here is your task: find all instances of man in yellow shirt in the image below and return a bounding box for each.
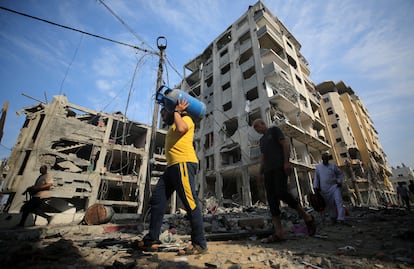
[141,99,207,255]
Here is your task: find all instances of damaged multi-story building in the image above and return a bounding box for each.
[179,1,395,208]
[315,81,395,206]
[180,1,331,208]
[1,95,167,220]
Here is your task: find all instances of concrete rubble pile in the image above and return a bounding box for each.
[0,204,413,269]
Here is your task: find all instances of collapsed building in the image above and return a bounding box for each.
[1,95,167,217]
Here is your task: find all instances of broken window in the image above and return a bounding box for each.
[223,118,238,137]
[217,31,232,51]
[239,48,253,65]
[221,63,231,75]
[220,144,241,165]
[222,82,231,91]
[206,176,216,194]
[205,76,213,87]
[205,154,214,170]
[340,152,348,158]
[327,107,333,115]
[220,48,228,57]
[204,132,214,149]
[223,101,232,111]
[287,54,297,69]
[222,176,238,201]
[299,94,307,108]
[246,87,259,101]
[295,74,302,85]
[248,109,261,126]
[242,66,256,79]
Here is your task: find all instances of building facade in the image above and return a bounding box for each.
[180,1,330,208]
[316,81,395,206]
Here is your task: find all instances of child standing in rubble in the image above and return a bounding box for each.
[252,119,316,242]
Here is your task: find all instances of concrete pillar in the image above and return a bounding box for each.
[241,167,252,207]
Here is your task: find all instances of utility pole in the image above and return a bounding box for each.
[142,36,167,217]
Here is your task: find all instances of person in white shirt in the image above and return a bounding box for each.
[313,153,345,224]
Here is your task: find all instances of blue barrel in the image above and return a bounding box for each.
[156,85,206,119]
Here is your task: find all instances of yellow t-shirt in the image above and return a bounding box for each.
[165,115,198,166]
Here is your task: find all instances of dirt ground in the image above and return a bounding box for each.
[0,207,413,269]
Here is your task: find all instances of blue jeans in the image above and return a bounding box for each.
[144,162,206,248]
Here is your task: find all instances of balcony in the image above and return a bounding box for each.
[276,120,331,151]
[263,62,292,87]
[260,48,288,72]
[256,23,283,48]
[185,70,200,88]
[264,65,298,114]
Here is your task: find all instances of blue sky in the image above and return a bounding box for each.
[0,0,413,169]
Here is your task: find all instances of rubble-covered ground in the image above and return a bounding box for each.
[0,206,413,269]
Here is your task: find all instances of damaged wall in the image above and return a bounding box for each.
[1,95,166,215]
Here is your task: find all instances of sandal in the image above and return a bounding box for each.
[261,234,286,243]
[177,244,208,256]
[305,215,316,236]
[131,239,161,251]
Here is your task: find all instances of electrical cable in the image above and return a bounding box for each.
[0,5,155,54]
[98,0,155,52]
[59,34,84,95]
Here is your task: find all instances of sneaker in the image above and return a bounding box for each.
[178,244,208,256]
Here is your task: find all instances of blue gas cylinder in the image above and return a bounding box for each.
[156,85,206,119]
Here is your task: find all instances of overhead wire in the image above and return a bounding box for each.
[98,0,155,52]
[59,33,84,95]
[165,55,184,82]
[0,5,156,54]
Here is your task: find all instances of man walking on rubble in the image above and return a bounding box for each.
[397,181,410,210]
[139,99,207,255]
[17,165,54,227]
[313,153,346,224]
[253,119,316,242]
